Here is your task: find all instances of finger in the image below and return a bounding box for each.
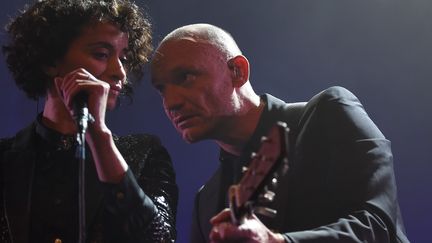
[72,67,97,81]
[62,72,89,91]
[54,77,65,99]
[210,222,250,242]
[63,68,92,79]
[209,226,222,242]
[62,74,89,94]
[209,222,230,241]
[59,71,86,100]
[61,70,99,109]
[63,81,88,109]
[210,208,232,225]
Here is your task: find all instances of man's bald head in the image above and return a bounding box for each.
[150,23,261,149]
[157,23,242,60]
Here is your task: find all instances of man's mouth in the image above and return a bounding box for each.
[173,114,198,129]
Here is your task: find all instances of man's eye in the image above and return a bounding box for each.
[186,73,196,81]
[120,56,128,64]
[179,73,196,83]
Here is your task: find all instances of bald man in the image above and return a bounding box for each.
[151,23,409,243]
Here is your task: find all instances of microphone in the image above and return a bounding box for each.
[72,92,92,136]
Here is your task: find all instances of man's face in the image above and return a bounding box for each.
[151,39,236,143]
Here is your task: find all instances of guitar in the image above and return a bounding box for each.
[228,121,290,225]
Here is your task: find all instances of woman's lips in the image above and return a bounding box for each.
[110,85,121,95]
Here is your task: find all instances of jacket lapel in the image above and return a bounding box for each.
[198,167,223,239]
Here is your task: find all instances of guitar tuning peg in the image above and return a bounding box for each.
[242,166,248,173]
[259,188,275,203]
[253,206,277,218]
[251,152,266,162]
[271,177,278,188]
[280,158,289,175]
[261,136,272,143]
[277,121,288,128]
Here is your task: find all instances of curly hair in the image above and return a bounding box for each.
[2,0,152,100]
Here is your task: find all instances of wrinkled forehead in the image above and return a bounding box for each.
[151,38,225,69]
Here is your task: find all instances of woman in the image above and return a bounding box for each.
[1,0,177,242]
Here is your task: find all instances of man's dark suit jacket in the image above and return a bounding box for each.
[190,86,409,242]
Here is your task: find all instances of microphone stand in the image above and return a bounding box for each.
[74,94,94,243]
[75,130,86,243]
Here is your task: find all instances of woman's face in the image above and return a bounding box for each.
[54,22,129,110]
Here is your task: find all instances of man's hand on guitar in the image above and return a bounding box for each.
[209,208,285,243]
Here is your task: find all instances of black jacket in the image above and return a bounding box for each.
[0,120,178,243]
[191,86,409,242]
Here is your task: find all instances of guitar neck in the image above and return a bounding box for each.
[229,122,290,224]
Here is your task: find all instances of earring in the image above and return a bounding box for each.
[234,68,240,78]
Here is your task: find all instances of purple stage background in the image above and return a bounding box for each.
[1,1,431,242]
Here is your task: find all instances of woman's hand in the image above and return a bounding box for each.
[54,67,110,132]
[55,67,127,183]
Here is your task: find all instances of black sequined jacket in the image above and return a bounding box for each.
[0,120,178,243]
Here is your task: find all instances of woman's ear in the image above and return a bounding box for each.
[227,55,250,88]
[43,63,59,78]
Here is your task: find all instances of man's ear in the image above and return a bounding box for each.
[227,55,250,88]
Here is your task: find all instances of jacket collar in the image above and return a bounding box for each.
[219,94,288,167]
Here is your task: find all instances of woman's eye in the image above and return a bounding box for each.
[93,52,109,60]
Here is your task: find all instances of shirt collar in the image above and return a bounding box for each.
[35,114,76,151]
[219,94,285,163]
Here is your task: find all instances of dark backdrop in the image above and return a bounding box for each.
[1,1,430,242]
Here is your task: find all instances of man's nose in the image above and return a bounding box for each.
[163,85,184,112]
